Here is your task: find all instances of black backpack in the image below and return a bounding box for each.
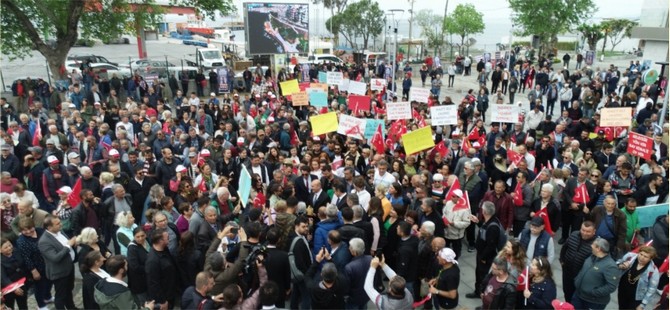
[480,219,507,251]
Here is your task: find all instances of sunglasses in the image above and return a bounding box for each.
[591,174,600,177]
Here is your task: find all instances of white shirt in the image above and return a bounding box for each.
[373,170,396,188]
[353,189,371,212]
[11,190,40,210]
[47,230,75,261]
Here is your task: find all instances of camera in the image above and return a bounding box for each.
[243,244,267,275]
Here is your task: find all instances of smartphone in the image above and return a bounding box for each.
[231,228,238,234]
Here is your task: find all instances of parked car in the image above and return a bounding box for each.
[67,54,117,66]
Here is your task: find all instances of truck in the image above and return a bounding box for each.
[187,48,226,69]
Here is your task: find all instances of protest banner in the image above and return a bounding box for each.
[299,82,310,92]
[387,101,412,120]
[370,78,386,91]
[327,72,343,86]
[310,112,339,135]
[430,105,458,125]
[364,119,386,140]
[318,71,327,83]
[600,107,633,127]
[490,104,520,123]
[348,95,371,113]
[280,79,300,96]
[291,91,309,106]
[339,79,350,92]
[238,166,251,207]
[409,87,431,103]
[337,114,367,139]
[637,203,670,228]
[402,127,435,155]
[627,131,654,160]
[348,80,368,95]
[308,90,328,107]
[309,83,329,92]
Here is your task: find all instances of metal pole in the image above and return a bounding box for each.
[393,26,398,93]
[659,82,669,128]
[441,0,449,58]
[408,0,415,62]
[0,69,5,92]
[45,59,52,86]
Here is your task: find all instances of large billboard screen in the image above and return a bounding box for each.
[244,3,309,55]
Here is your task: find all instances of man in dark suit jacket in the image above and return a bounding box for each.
[331,181,349,210]
[559,167,596,244]
[264,228,291,308]
[351,203,374,255]
[308,180,329,209]
[196,206,221,255]
[38,216,78,310]
[326,230,351,272]
[127,167,156,224]
[294,165,317,203]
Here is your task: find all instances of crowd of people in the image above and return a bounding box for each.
[0,47,669,310]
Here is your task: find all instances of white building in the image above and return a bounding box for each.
[630,0,669,64]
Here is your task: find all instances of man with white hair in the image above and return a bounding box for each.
[416,221,436,302]
[569,140,584,162]
[343,237,372,309]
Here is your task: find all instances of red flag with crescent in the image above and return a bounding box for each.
[507,149,523,165]
[513,183,523,206]
[573,183,590,204]
[371,124,386,155]
[453,190,470,211]
[535,208,554,236]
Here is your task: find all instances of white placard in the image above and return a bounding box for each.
[370,78,386,91]
[327,72,343,86]
[490,104,520,123]
[348,80,367,95]
[409,87,431,103]
[337,114,367,139]
[387,102,412,120]
[430,105,458,125]
[339,79,350,92]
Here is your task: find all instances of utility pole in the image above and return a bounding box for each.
[440,0,449,58]
[408,0,415,62]
[388,9,404,94]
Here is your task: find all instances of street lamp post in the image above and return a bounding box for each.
[408,0,415,62]
[388,9,404,94]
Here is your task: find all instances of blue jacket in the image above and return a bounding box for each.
[330,242,352,272]
[70,92,84,109]
[402,78,412,90]
[279,130,291,151]
[344,255,373,306]
[313,219,342,256]
[616,252,661,306]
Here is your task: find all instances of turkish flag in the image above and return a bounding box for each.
[290,130,299,146]
[631,240,654,253]
[573,183,590,204]
[513,183,523,206]
[331,158,343,170]
[630,231,640,249]
[462,139,471,154]
[453,190,470,211]
[516,267,529,291]
[595,126,614,141]
[659,257,669,273]
[445,178,461,201]
[348,95,371,113]
[199,178,208,193]
[67,178,82,207]
[435,141,448,158]
[371,124,386,155]
[478,134,486,148]
[32,123,42,147]
[467,127,480,141]
[535,208,554,236]
[388,120,407,144]
[507,149,523,165]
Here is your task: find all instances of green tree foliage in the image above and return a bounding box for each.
[577,23,605,51]
[327,0,384,50]
[601,19,638,53]
[313,0,348,45]
[508,0,595,54]
[1,0,234,81]
[414,9,444,54]
[445,4,485,54]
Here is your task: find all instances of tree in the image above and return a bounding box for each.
[326,13,357,48]
[509,0,595,55]
[445,4,485,55]
[577,23,604,51]
[328,0,384,50]
[314,0,348,45]
[415,9,444,55]
[1,0,235,82]
[601,19,638,53]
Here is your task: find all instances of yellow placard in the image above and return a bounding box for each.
[280,79,300,96]
[291,91,309,106]
[310,83,329,92]
[402,126,435,155]
[310,112,339,135]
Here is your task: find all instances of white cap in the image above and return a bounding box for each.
[433,174,444,182]
[210,92,216,97]
[176,165,187,173]
[56,186,72,195]
[109,149,120,157]
[438,248,458,264]
[452,189,463,197]
[47,155,59,164]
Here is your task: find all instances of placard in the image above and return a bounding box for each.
[337,114,367,139]
[600,107,633,127]
[291,91,309,106]
[409,87,431,103]
[364,119,386,140]
[370,78,386,91]
[318,71,327,83]
[309,83,329,92]
[348,95,371,114]
[310,112,339,135]
[402,126,435,155]
[348,80,368,95]
[637,204,669,228]
[387,102,412,120]
[238,166,251,207]
[309,90,328,107]
[299,82,310,92]
[490,104,520,123]
[280,79,300,96]
[627,131,654,160]
[430,105,458,125]
[327,72,343,86]
[339,79,350,92]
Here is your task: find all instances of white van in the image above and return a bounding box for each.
[307,54,343,65]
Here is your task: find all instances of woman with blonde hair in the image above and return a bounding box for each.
[141,184,164,224]
[375,184,392,221]
[77,227,112,269]
[99,172,115,202]
[115,211,137,256]
[616,246,660,310]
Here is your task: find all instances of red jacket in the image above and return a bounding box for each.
[479,190,514,230]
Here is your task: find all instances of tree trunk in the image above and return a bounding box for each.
[460,35,465,55]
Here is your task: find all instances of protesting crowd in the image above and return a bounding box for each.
[0,49,669,310]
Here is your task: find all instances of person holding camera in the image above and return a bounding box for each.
[94,255,156,310]
[305,247,350,309]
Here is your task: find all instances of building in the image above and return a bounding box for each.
[630,0,669,63]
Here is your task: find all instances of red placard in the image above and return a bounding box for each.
[627,132,654,160]
[348,95,371,113]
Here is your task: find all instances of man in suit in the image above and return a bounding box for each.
[196,206,221,255]
[264,228,291,308]
[294,165,316,203]
[559,167,596,245]
[38,216,78,310]
[326,229,351,272]
[331,181,348,210]
[247,153,270,186]
[127,167,156,225]
[653,134,668,161]
[309,180,329,209]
